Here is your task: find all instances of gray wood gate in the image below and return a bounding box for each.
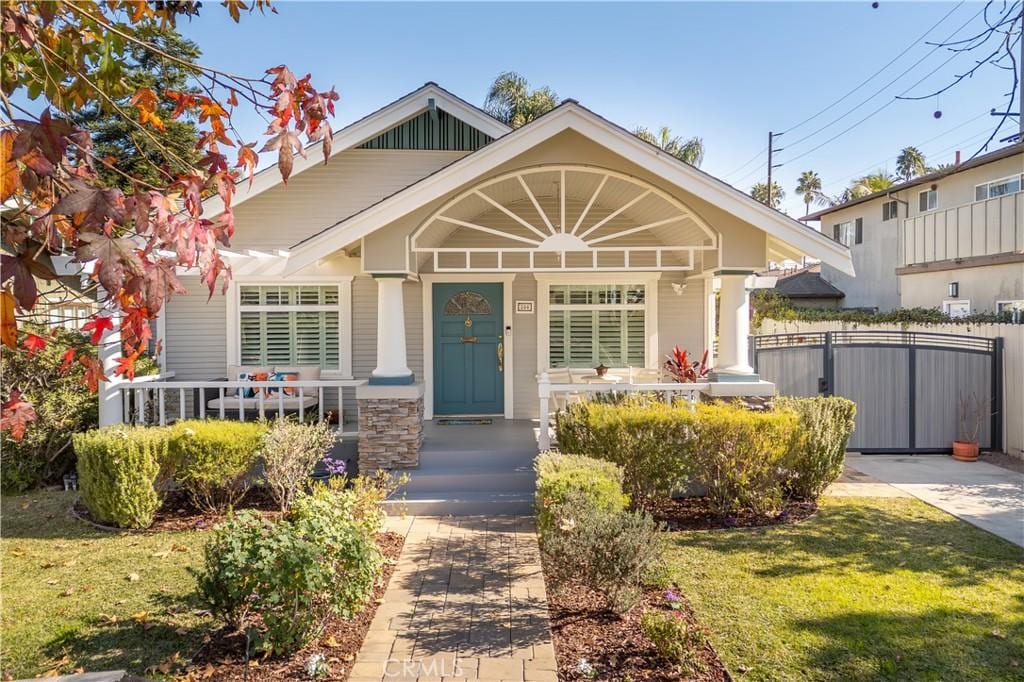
[753,331,1003,453]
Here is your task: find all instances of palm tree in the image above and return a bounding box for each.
[794,170,827,217]
[634,126,705,167]
[847,171,895,199]
[484,72,559,129]
[896,146,927,181]
[751,181,785,209]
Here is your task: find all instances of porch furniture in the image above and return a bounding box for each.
[203,365,324,416]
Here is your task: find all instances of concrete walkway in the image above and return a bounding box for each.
[845,454,1024,547]
[351,516,557,682]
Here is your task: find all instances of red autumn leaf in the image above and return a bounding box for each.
[60,347,76,374]
[22,333,46,356]
[81,315,114,344]
[113,350,141,381]
[76,232,145,296]
[1,390,37,441]
[79,355,106,392]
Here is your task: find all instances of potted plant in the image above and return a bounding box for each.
[953,392,988,462]
[663,347,710,383]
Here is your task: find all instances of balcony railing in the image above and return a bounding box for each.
[117,377,366,437]
[901,191,1022,266]
[537,371,708,450]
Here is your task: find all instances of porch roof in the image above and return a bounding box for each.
[282,100,855,277]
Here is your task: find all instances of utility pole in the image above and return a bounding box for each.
[767,131,784,208]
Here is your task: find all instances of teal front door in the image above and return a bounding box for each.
[433,283,504,415]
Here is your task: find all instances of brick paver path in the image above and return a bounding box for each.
[350,516,558,682]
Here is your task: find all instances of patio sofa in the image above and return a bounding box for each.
[199,365,323,418]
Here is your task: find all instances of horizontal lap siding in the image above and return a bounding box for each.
[351,276,424,381]
[512,275,539,418]
[164,278,227,381]
[231,150,467,252]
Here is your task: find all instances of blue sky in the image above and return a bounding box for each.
[178,1,1012,217]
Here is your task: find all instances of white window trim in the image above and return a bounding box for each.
[942,299,971,318]
[918,188,938,213]
[996,299,1024,312]
[226,276,353,379]
[420,273,516,421]
[536,272,661,373]
[974,174,1023,201]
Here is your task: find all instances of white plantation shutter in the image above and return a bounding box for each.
[548,284,646,368]
[238,285,341,369]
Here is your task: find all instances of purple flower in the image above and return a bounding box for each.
[664,588,681,603]
[324,456,347,476]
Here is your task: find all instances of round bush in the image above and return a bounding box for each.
[171,419,267,512]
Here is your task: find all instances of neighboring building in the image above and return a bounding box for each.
[767,265,845,309]
[805,143,1023,315]
[110,83,852,472]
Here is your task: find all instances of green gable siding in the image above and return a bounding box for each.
[358,109,493,151]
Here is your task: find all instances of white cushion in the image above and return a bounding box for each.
[206,395,319,411]
[273,366,322,381]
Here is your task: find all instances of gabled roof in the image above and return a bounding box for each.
[803,142,1024,221]
[283,100,855,276]
[203,83,511,217]
[774,268,845,299]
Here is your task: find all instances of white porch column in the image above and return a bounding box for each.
[711,272,756,379]
[97,313,124,426]
[369,275,414,385]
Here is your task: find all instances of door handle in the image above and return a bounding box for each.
[497,339,504,373]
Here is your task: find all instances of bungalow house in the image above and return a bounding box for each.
[104,83,853,475]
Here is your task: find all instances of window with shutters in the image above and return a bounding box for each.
[547,284,646,368]
[237,285,341,369]
[833,221,854,247]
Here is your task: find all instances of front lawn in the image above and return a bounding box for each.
[1,490,211,678]
[667,496,1024,681]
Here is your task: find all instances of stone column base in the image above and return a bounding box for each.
[356,383,425,471]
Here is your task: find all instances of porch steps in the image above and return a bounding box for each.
[381,420,540,516]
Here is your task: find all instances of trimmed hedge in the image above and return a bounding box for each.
[555,397,855,515]
[691,402,797,515]
[172,419,268,512]
[74,425,176,528]
[534,452,628,535]
[555,400,694,503]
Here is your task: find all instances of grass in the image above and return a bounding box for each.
[667,496,1024,681]
[1,490,212,679]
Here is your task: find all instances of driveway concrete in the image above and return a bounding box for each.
[845,454,1024,547]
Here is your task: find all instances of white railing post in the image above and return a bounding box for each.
[538,371,551,450]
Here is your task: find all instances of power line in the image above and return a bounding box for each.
[780,42,971,167]
[819,110,991,192]
[722,146,767,180]
[778,4,986,160]
[779,1,966,137]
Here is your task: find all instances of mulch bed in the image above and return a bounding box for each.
[646,497,817,531]
[547,583,729,682]
[183,531,404,681]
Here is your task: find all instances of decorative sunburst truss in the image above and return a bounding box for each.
[410,165,719,272]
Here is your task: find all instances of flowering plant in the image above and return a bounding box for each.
[664,347,710,383]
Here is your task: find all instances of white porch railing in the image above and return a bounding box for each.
[537,371,708,450]
[116,378,366,437]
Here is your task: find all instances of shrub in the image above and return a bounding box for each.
[337,470,409,537]
[534,451,628,535]
[641,610,708,674]
[192,487,382,654]
[554,400,695,502]
[542,491,665,615]
[1,325,98,492]
[258,418,336,511]
[74,426,175,528]
[689,402,798,515]
[777,396,857,500]
[172,420,267,512]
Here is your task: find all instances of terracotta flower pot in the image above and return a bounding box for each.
[952,440,980,462]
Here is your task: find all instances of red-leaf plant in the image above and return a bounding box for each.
[663,346,710,383]
[0,1,338,438]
